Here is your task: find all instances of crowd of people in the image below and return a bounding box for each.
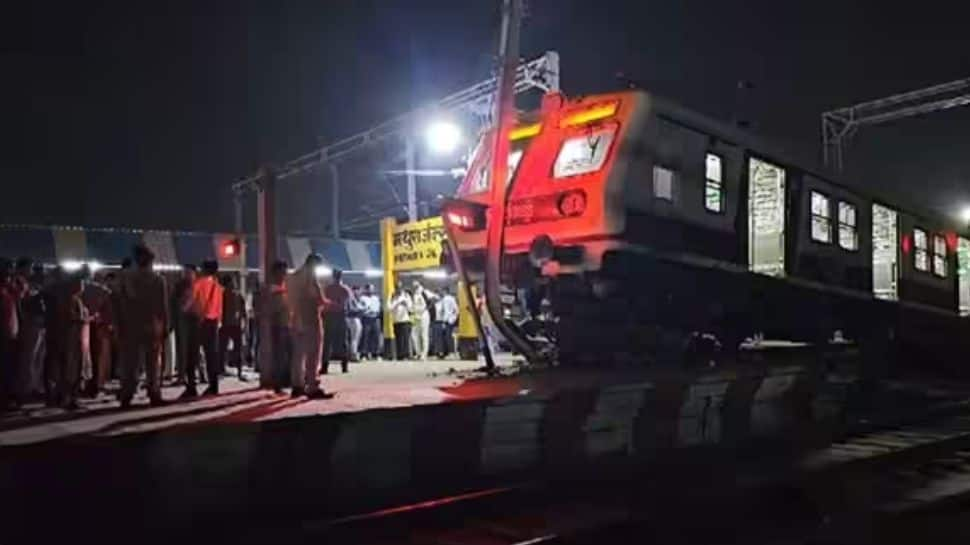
[257,254,462,397]
[0,247,464,412]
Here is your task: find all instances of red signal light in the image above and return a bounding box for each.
[222,239,240,258]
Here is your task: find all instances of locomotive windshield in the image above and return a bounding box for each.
[461,132,531,195]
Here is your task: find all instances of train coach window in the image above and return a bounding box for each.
[553,127,615,178]
[914,228,930,272]
[810,191,832,243]
[838,201,858,251]
[933,234,947,277]
[653,165,675,201]
[704,153,723,212]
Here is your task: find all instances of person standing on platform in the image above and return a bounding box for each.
[359,284,381,360]
[0,261,19,411]
[41,267,68,406]
[347,285,364,363]
[59,274,89,410]
[434,287,459,358]
[285,254,331,398]
[321,269,352,374]
[180,260,222,399]
[246,283,260,370]
[118,245,169,408]
[16,263,46,401]
[219,275,247,381]
[410,281,436,360]
[80,267,113,398]
[109,259,133,385]
[390,286,413,360]
[171,265,197,385]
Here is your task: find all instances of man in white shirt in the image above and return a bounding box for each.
[389,287,412,360]
[359,284,382,359]
[432,287,459,358]
[410,281,436,360]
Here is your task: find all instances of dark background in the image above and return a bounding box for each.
[2,0,969,236]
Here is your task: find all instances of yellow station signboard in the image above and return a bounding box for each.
[392,216,446,272]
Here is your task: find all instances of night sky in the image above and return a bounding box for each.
[3,0,969,236]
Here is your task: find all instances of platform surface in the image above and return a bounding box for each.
[0,356,524,446]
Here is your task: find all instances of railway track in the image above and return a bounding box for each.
[234,404,970,545]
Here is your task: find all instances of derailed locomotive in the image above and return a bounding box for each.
[443,90,970,372]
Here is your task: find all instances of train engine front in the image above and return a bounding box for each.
[443,90,651,363]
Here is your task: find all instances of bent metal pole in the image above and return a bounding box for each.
[482,0,540,364]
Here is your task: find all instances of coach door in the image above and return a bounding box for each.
[748,158,787,277]
[872,203,899,301]
[959,237,970,315]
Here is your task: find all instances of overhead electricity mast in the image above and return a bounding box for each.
[822,78,970,171]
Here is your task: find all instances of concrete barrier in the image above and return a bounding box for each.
[1,363,853,542]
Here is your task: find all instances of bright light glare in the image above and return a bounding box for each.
[61,260,84,272]
[364,268,383,278]
[88,260,103,272]
[962,207,970,224]
[153,263,182,272]
[314,265,333,278]
[422,268,449,280]
[425,120,462,154]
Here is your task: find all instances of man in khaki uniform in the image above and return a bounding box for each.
[285,254,331,399]
[118,245,169,408]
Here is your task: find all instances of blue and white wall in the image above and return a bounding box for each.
[0,225,381,272]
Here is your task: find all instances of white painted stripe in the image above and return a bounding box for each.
[480,401,544,473]
[287,237,312,267]
[142,231,178,265]
[52,228,87,260]
[345,240,373,270]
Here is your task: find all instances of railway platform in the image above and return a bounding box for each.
[1,342,966,544]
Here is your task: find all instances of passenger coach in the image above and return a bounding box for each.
[445,90,970,372]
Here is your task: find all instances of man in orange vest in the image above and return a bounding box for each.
[180,259,223,398]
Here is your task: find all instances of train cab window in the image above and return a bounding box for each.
[838,201,858,250]
[653,165,675,201]
[470,164,489,193]
[810,191,832,243]
[553,127,615,178]
[914,228,930,272]
[933,234,947,277]
[469,150,526,194]
[704,153,723,212]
